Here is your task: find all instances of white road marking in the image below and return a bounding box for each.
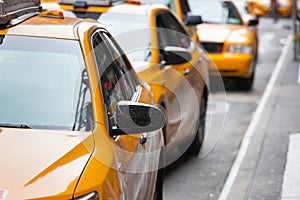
[218,34,293,200]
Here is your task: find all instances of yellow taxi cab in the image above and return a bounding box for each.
[246,0,293,17]
[165,0,203,42]
[189,0,259,90]
[45,0,210,163]
[232,0,259,50]
[0,0,166,199]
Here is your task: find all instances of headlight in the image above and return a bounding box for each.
[73,191,99,200]
[228,44,252,54]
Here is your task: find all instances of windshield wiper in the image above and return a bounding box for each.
[0,123,32,129]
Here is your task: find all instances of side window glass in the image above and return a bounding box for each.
[156,12,191,50]
[180,0,191,21]
[91,31,139,128]
[100,33,139,100]
[167,0,191,21]
[226,2,243,24]
[92,32,124,127]
[168,0,177,14]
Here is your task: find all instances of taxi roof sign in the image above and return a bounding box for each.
[58,0,125,6]
[0,0,42,25]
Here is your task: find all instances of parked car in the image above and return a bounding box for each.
[246,0,293,17]
[45,0,210,162]
[189,0,259,90]
[165,0,203,42]
[232,0,259,51]
[0,0,166,199]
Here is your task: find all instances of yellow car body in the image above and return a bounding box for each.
[189,0,258,89]
[232,0,260,53]
[246,0,293,17]
[46,0,210,161]
[0,2,165,199]
[199,24,255,75]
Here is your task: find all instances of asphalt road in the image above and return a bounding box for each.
[164,16,294,200]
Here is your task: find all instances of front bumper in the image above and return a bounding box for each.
[209,52,255,78]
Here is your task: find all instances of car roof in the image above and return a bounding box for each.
[56,1,170,16]
[105,3,168,15]
[0,14,98,40]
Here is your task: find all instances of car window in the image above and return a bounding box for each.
[0,35,93,131]
[100,32,139,99]
[168,0,177,13]
[168,0,191,21]
[98,13,151,62]
[91,30,139,128]
[189,0,243,25]
[155,11,191,50]
[232,0,249,14]
[62,11,152,62]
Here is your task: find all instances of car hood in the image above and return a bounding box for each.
[197,23,250,44]
[0,128,94,200]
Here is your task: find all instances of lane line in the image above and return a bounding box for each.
[218,34,293,200]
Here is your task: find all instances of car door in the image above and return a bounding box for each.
[91,29,161,199]
[155,11,202,149]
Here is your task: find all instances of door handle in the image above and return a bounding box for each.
[183,68,190,76]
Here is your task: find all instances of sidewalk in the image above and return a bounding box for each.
[218,34,300,199]
[278,41,300,200]
[247,37,300,200]
[282,134,300,200]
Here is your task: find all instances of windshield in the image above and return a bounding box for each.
[0,35,92,131]
[189,0,243,25]
[98,13,151,62]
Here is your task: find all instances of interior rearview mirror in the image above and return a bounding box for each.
[113,101,166,135]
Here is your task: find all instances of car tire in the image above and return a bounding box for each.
[187,90,208,156]
[236,53,257,91]
[237,71,254,91]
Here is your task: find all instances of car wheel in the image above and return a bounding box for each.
[237,71,254,90]
[236,54,257,91]
[187,90,207,156]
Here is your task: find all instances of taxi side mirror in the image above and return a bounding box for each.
[185,14,203,26]
[113,101,166,135]
[161,46,192,65]
[248,18,259,26]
